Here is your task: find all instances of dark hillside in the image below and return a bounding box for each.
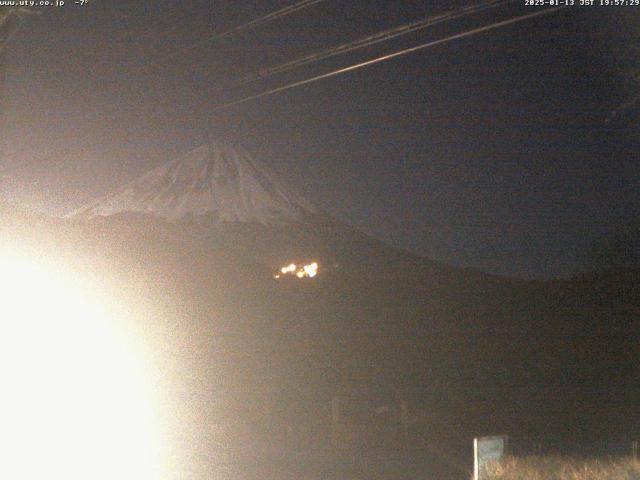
[2,204,637,477]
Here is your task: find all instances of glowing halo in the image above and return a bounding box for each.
[0,248,166,480]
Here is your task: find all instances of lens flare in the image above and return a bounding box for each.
[0,249,165,480]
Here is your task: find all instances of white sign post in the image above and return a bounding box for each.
[473,435,508,480]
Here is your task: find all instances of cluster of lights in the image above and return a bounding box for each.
[274,262,318,279]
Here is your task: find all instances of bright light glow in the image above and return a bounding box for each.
[275,261,318,279]
[303,262,318,278]
[280,263,297,274]
[0,248,165,480]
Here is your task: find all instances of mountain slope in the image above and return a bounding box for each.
[68,143,315,224]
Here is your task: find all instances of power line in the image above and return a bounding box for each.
[139,0,327,72]
[235,0,516,86]
[211,8,566,112]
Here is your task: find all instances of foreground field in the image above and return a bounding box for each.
[484,456,640,480]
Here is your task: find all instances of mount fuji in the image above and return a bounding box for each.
[68,143,316,224]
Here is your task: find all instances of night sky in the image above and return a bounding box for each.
[2,0,639,278]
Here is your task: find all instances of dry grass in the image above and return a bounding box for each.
[482,456,640,480]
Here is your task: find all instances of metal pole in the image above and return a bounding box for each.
[0,43,7,167]
[0,9,12,166]
[0,8,37,165]
[473,437,479,480]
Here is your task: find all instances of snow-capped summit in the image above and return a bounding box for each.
[68,143,316,224]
